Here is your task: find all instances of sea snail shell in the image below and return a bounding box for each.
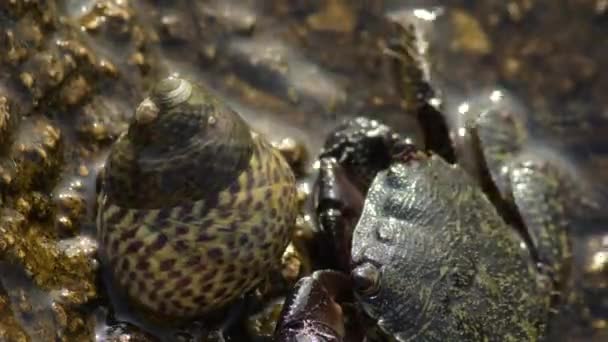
[97,77,298,318]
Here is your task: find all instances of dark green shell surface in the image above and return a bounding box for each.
[102,78,253,209]
[351,154,551,341]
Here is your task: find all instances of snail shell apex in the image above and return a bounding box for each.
[103,77,254,209]
[97,77,297,318]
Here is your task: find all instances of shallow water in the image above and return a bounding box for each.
[1,1,607,341]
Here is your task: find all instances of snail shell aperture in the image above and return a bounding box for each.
[96,77,298,319]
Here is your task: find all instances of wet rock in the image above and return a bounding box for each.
[0,4,47,65]
[196,1,257,35]
[224,37,346,112]
[246,298,285,340]
[306,0,356,33]
[78,0,152,74]
[18,49,76,104]
[0,209,98,303]
[14,191,53,221]
[272,137,310,177]
[434,1,608,157]
[80,1,134,38]
[582,233,608,319]
[450,9,492,55]
[0,96,14,145]
[75,95,131,143]
[52,187,87,235]
[281,243,305,285]
[0,0,604,340]
[0,261,95,341]
[99,321,160,342]
[6,116,62,192]
[58,75,92,108]
[0,286,29,342]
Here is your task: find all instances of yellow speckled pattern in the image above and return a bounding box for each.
[97,134,297,318]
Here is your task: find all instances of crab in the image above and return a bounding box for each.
[273,102,596,341]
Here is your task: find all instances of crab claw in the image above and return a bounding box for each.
[274,270,363,342]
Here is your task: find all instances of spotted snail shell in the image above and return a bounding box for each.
[97,77,298,319]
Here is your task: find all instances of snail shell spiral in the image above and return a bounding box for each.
[97,77,297,319]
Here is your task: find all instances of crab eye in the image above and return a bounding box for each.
[351,263,380,296]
